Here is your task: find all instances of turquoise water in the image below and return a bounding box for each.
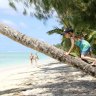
[0,52,49,67]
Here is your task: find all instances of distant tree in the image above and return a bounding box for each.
[9,0,96,54]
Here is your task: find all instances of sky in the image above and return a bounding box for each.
[0,0,62,52]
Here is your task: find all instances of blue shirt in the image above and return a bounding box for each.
[75,39,91,52]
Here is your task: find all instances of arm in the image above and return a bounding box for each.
[66,38,75,55]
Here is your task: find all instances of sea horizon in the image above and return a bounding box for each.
[0,51,49,67]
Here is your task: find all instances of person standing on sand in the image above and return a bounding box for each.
[34,53,39,64]
[30,53,39,64]
[30,53,34,64]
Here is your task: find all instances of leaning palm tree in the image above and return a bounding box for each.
[0,23,96,77]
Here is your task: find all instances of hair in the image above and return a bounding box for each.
[69,29,74,33]
[74,35,82,39]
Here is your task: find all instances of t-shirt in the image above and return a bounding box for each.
[75,39,91,52]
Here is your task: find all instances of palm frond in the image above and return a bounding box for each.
[47,27,63,35]
[88,31,96,40]
[9,2,17,11]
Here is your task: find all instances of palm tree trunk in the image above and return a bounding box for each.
[0,23,96,77]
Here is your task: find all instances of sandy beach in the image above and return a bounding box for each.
[0,58,96,96]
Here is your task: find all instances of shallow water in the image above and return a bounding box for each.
[0,51,49,67]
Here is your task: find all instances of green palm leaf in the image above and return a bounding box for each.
[47,27,63,35]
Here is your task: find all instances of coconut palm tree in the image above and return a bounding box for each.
[0,23,96,77]
[9,0,96,56]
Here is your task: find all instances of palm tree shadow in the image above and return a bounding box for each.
[40,62,79,73]
[38,62,96,95]
[0,87,32,95]
[0,62,96,96]
[0,81,96,96]
[37,80,96,96]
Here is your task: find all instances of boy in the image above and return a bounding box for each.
[62,28,96,65]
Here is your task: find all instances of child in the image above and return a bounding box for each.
[62,28,96,65]
[30,53,39,64]
[30,53,34,64]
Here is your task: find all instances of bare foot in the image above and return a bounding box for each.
[92,64,96,67]
[91,60,96,67]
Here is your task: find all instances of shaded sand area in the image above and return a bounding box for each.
[0,59,96,96]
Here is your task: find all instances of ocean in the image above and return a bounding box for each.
[0,52,49,67]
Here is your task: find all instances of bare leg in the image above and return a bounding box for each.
[81,55,96,65]
[30,59,33,64]
[91,60,96,66]
[81,55,96,61]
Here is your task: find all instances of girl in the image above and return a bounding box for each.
[63,28,96,65]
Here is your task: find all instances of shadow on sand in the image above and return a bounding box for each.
[0,62,96,96]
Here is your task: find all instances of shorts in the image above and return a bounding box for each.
[81,47,92,56]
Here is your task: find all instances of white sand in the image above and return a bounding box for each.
[0,58,56,90]
[0,58,96,96]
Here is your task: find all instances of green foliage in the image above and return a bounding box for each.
[23,9,27,15]
[54,43,62,49]
[9,1,17,11]
[9,0,96,30]
[47,27,64,35]
[9,0,96,55]
[92,44,96,54]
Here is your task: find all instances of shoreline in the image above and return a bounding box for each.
[0,58,56,89]
[0,58,96,96]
